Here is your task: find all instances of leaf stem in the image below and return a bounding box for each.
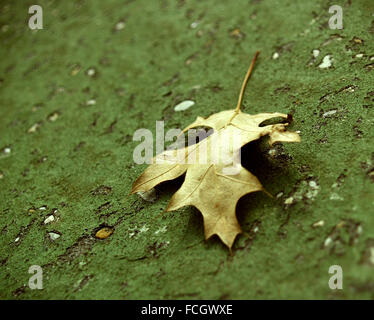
[235,51,260,113]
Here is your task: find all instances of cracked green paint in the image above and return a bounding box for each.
[0,0,374,299]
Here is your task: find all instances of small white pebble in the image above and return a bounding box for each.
[276,192,283,198]
[312,49,320,58]
[48,232,60,240]
[86,99,96,106]
[323,110,337,118]
[355,53,364,58]
[14,237,20,242]
[309,181,319,189]
[324,237,332,247]
[39,206,47,211]
[27,123,41,133]
[115,21,125,31]
[318,55,333,69]
[3,147,11,154]
[312,220,325,228]
[253,226,259,233]
[272,52,279,60]
[87,68,96,77]
[357,225,363,234]
[284,197,294,205]
[369,248,374,265]
[190,21,199,29]
[191,85,201,90]
[174,100,195,112]
[44,215,55,224]
[48,112,59,122]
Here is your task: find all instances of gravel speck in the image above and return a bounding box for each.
[174,100,195,112]
[48,232,60,240]
[44,215,55,224]
[318,55,333,69]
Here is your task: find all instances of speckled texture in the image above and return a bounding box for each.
[0,0,373,299]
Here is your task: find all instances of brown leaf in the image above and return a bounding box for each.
[131,52,300,249]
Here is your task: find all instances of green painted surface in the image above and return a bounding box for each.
[0,0,373,299]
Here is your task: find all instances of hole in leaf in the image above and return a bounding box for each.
[165,127,214,150]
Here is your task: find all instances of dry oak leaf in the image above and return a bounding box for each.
[131,52,300,249]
